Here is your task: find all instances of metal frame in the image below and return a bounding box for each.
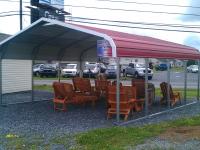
[0,18,199,124]
[145,58,149,115]
[57,35,92,61]
[0,58,2,105]
[31,32,69,60]
[31,60,34,102]
[79,45,97,77]
[119,101,197,126]
[58,61,61,82]
[167,59,171,108]
[116,57,120,122]
[0,44,8,105]
[198,60,200,101]
[184,60,188,104]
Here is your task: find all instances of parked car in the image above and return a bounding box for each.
[33,64,44,76]
[61,64,79,77]
[155,64,168,71]
[83,63,106,78]
[187,65,199,73]
[33,64,57,77]
[121,64,129,75]
[125,63,153,80]
[105,64,117,79]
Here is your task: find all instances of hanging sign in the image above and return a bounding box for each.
[97,40,112,57]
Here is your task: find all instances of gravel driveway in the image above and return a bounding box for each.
[1,91,200,149]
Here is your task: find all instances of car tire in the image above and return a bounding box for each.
[134,72,139,79]
[35,72,40,77]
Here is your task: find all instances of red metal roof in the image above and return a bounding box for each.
[73,24,200,60]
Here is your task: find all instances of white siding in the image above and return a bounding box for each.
[2,59,32,94]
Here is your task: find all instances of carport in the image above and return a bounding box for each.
[0,18,200,123]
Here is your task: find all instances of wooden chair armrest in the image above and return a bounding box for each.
[108,101,129,104]
[174,92,181,97]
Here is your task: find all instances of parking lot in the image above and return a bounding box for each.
[34,70,199,88]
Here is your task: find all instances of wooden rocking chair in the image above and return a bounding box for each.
[160,82,181,106]
[107,85,135,121]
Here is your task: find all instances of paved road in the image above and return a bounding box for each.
[34,71,199,88]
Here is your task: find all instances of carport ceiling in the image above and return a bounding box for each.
[0,18,104,61]
[0,18,199,61]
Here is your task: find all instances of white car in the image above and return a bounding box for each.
[187,65,199,73]
[61,64,79,77]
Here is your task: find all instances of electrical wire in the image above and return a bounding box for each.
[0,14,29,17]
[65,16,200,29]
[1,0,200,9]
[1,0,200,17]
[62,5,200,17]
[95,0,200,9]
[65,19,200,34]
[1,13,200,33]
[2,10,200,30]
[0,11,29,15]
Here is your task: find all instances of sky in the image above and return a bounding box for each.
[0,0,200,50]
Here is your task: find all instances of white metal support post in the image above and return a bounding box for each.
[167,59,171,109]
[79,61,83,77]
[0,58,2,105]
[31,60,34,102]
[116,57,120,122]
[58,62,61,82]
[198,60,200,101]
[184,60,188,104]
[145,58,149,115]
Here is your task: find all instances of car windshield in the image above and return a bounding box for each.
[42,64,54,69]
[135,64,145,68]
[85,65,96,70]
[33,64,41,68]
[65,64,76,69]
[107,65,117,69]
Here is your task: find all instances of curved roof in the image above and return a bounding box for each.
[76,24,200,59]
[0,18,199,61]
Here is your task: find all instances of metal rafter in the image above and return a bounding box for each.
[57,35,92,61]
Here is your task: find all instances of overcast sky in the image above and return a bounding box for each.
[0,0,200,50]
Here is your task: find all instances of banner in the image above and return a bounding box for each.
[97,40,112,57]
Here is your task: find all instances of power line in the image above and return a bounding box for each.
[1,0,200,9]
[0,11,29,15]
[65,16,200,29]
[66,19,200,34]
[1,13,200,33]
[1,0,200,17]
[96,0,200,9]
[0,14,29,17]
[2,10,200,29]
[62,5,200,17]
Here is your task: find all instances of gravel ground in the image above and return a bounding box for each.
[135,139,200,150]
[1,91,200,149]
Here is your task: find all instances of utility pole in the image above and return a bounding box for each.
[20,0,23,30]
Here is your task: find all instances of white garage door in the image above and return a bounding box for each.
[2,59,32,94]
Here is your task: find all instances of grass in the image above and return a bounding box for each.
[34,84,198,99]
[155,88,198,99]
[33,76,69,80]
[75,115,200,150]
[34,84,53,92]
[2,115,200,149]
